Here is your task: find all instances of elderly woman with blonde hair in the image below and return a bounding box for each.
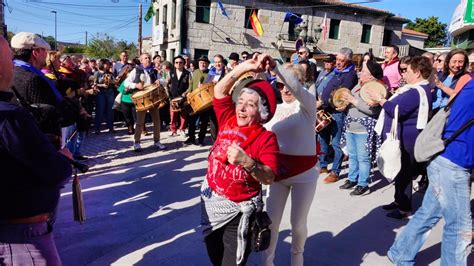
[261,61,318,266]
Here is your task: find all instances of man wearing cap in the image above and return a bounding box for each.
[185,56,211,145]
[228,52,240,71]
[320,47,358,183]
[0,36,73,265]
[313,54,336,98]
[169,55,191,137]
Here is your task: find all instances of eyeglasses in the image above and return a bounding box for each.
[175,61,184,64]
[298,52,305,55]
[399,68,408,74]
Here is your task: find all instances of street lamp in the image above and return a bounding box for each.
[51,10,57,51]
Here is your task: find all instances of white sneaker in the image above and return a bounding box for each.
[133,143,142,151]
[178,130,186,138]
[154,141,166,150]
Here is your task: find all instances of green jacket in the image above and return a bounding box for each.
[118,81,133,103]
[188,69,209,93]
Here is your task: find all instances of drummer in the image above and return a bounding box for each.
[124,53,166,152]
[338,60,385,196]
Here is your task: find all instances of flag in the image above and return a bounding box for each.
[320,13,328,41]
[284,12,303,25]
[144,4,155,22]
[250,10,264,37]
[218,0,229,18]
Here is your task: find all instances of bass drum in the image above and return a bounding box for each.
[132,84,168,112]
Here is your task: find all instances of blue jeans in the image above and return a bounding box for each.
[388,156,472,266]
[319,112,346,174]
[0,222,61,265]
[95,89,114,131]
[346,132,370,187]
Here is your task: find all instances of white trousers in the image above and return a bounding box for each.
[261,178,317,266]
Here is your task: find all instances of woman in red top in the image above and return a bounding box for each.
[201,54,279,265]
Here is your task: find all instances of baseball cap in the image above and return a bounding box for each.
[323,54,336,63]
[11,32,51,50]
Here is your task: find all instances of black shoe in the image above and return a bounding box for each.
[382,202,399,211]
[339,180,357,190]
[108,128,116,133]
[350,186,370,196]
[198,140,205,147]
[184,138,196,145]
[73,155,88,161]
[386,209,411,220]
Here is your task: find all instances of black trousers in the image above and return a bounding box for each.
[205,213,252,266]
[394,146,420,212]
[188,109,210,142]
[121,102,136,128]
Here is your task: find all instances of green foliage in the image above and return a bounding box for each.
[63,46,85,54]
[7,31,14,43]
[85,33,137,60]
[406,16,448,48]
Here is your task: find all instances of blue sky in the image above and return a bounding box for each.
[4,0,459,45]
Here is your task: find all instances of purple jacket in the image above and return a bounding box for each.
[381,84,432,154]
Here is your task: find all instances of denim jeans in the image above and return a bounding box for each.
[346,132,370,187]
[388,156,472,266]
[72,131,86,157]
[95,89,114,131]
[319,112,346,174]
[0,222,61,266]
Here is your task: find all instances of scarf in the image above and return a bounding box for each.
[14,60,63,103]
[382,57,400,68]
[375,80,429,136]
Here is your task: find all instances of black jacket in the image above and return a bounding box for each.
[169,69,191,98]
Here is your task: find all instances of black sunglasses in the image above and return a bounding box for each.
[399,68,408,74]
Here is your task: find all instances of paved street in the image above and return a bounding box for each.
[54,125,473,266]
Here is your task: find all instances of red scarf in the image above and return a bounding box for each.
[383,57,399,68]
[276,142,320,181]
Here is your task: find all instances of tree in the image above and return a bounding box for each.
[85,33,137,60]
[405,16,447,48]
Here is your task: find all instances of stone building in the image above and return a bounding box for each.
[149,0,408,62]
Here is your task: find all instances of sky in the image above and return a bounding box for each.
[3,0,460,45]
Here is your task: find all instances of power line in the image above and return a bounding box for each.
[26,1,137,9]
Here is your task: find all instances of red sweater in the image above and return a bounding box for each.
[206,96,279,202]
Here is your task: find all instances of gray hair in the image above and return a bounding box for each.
[240,88,269,122]
[338,47,353,61]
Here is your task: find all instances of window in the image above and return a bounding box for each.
[244,7,259,29]
[194,49,209,59]
[196,0,211,23]
[382,29,392,46]
[288,13,302,41]
[329,19,340,40]
[170,49,175,61]
[163,5,168,29]
[361,24,372,43]
[171,0,176,29]
[155,8,160,26]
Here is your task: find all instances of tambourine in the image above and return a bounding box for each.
[360,80,387,105]
[330,87,351,109]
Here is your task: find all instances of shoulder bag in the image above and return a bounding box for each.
[377,105,401,182]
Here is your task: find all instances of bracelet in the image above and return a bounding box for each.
[244,159,258,173]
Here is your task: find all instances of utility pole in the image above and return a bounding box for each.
[51,11,57,51]
[85,31,88,46]
[138,3,142,55]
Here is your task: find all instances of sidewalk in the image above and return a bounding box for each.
[54,126,473,265]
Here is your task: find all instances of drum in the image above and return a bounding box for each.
[360,80,388,105]
[187,83,215,113]
[315,110,333,133]
[132,84,168,112]
[170,97,184,112]
[330,87,351,109]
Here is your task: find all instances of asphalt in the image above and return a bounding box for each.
[54,125,474,266]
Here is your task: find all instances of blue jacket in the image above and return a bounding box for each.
[321,64,358,113]
[0,91,72,219]
[441,79,474,169]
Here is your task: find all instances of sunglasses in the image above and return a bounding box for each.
[175,61,184,64]
[298,52,305,55]
[276,82,285,90]
[399,68,407,74]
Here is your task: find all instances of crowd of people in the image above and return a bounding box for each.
[1,31,473,266]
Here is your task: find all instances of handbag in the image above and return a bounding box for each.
[250,196,272,252]
[113,92,123,110]
[377,105,401,182]
[414,93,474,162]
